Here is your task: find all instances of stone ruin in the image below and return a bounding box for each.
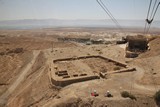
[49,55,136,87]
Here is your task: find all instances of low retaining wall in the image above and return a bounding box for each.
[53,55,127,68]
[51,55,130,87]
[51,75,100,87]
[108,67,136,74]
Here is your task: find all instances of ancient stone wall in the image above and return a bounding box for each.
[51,75,99,87]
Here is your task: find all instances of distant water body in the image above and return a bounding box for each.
[0,19,159,30]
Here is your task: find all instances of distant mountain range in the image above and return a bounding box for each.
[0,19,159,29]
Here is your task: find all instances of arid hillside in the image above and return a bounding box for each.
[0,29,160,107]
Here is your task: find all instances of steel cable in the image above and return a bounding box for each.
[144,0,153,34]
[96,0,125,33]
[146,2,160,34]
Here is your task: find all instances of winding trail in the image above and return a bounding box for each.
[133,66,153,91]
[117,44,159,92]
[0,50,40,105]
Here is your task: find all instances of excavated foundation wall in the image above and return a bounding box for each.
[51,75,99,87]
[51,55,129,87]
[53,55,127,68]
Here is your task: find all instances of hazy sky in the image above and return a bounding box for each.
[0,0,159,21]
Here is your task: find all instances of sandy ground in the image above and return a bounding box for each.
[0,28,159,107]
[0,50,40,105]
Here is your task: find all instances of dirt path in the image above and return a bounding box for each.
[7,65,46,106]
[133,66,153,91]
[130,64,160,93]
[0,50,40,105]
